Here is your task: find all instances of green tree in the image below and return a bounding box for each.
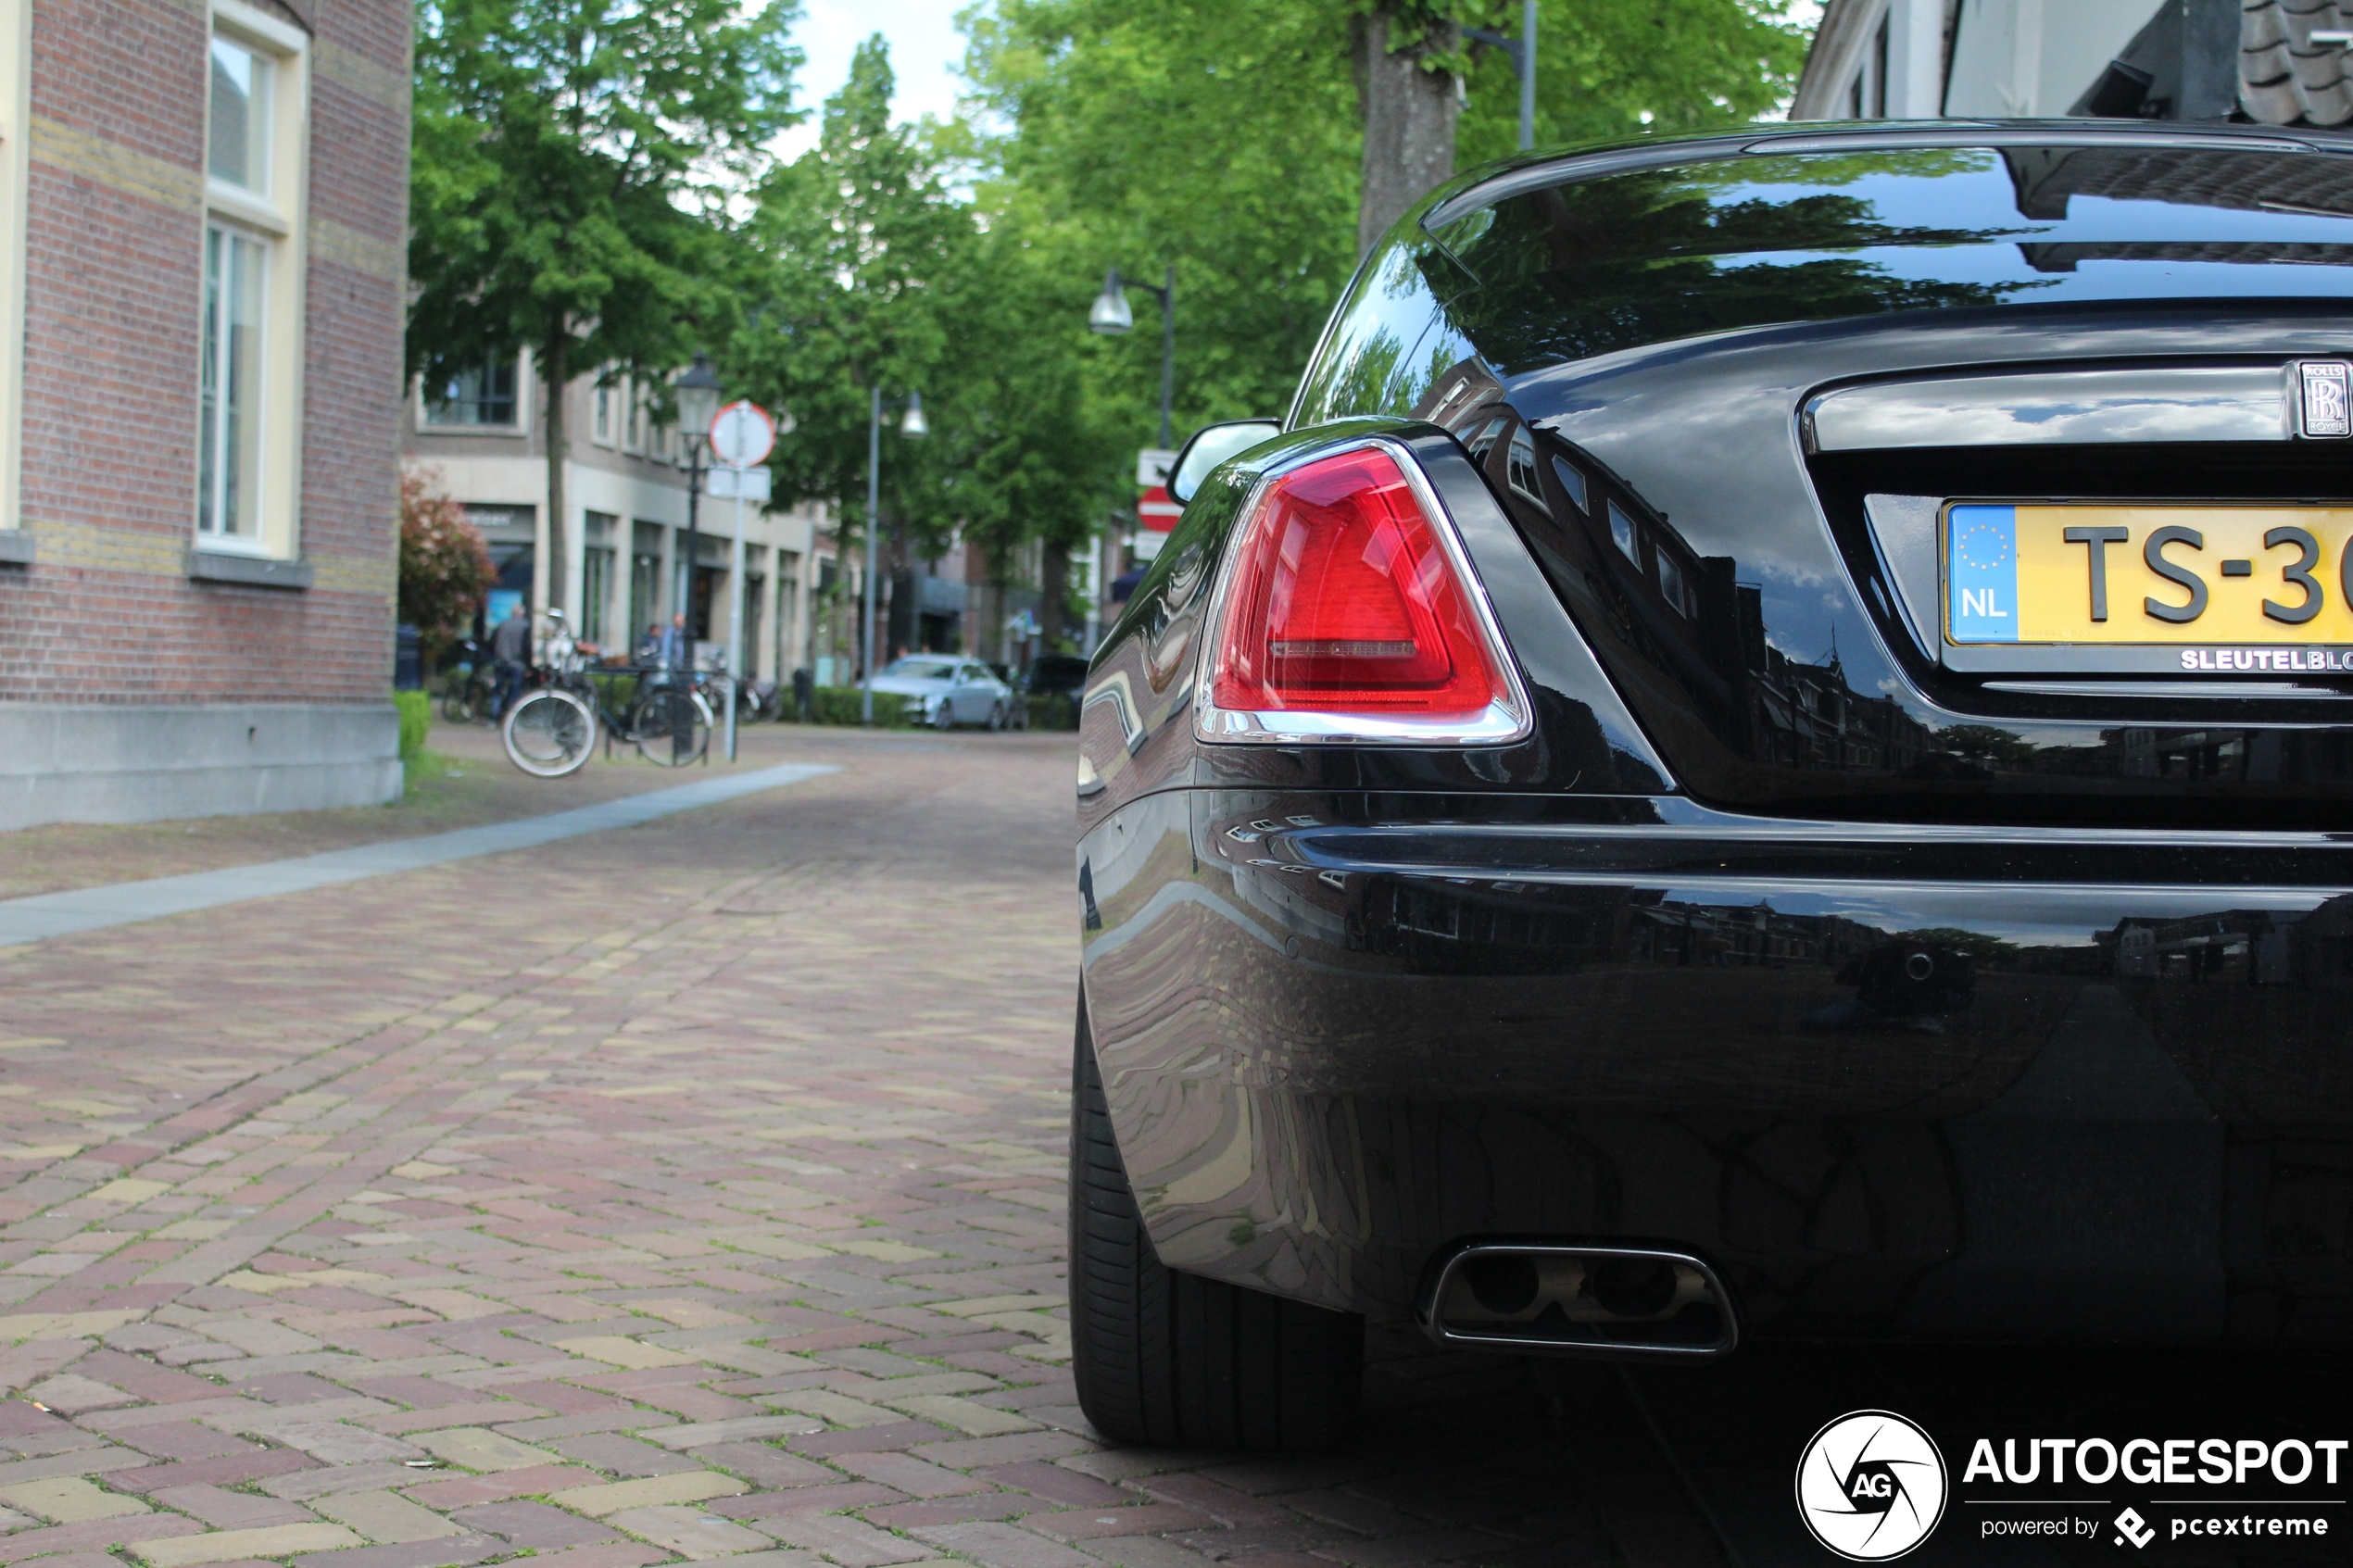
[962,0,1361,435]
[727,39,977,662]
[1454,0,1808,169]
[408,0,803,617]
[397,469,496,668]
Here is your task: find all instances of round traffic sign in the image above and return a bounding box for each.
[710,400,777,469]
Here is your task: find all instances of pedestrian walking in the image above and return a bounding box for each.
[658,611,690,672]
[489,602,531,718]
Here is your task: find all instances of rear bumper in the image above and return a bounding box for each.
[1077,787,2353,1345]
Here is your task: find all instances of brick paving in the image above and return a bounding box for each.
[0,730,1724,1568]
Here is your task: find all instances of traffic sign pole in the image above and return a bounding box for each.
[707,401,779,764]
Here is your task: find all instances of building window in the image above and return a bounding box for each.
[208,34,271,193]
[1657,550,1692,616]
[425,358,520,427]
[1607,500,1638,563]
[197,1,307,557]
[593,376,616,446]
[582,545,613,644]
[623,383,648,454]
[197,225,266,539]
[630,520,663,646]
[1466,417,1508,465]
[1505,429,1542,503]
[1550,456,1588,514]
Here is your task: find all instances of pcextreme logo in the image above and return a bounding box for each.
[1795,1410,1950,1561]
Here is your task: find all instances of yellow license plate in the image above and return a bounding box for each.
[1945,503,2353,659]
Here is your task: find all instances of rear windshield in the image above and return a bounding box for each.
[1427,144,2353,374]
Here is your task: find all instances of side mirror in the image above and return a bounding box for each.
[1168,419,1282,506]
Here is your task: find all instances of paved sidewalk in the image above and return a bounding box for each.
[0,766,835,946]
[0,731,1710,1568]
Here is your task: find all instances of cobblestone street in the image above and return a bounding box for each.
[0,730,1718,1568]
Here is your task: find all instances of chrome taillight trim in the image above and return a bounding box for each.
[1191,436,1535,748]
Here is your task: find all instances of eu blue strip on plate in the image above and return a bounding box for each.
[1946,504,2019,644]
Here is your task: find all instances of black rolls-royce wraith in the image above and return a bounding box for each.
[1069,120,2353,1451]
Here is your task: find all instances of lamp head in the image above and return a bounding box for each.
[1088,269,1133,334]
[676,353,723,438]
[900,392,928,438]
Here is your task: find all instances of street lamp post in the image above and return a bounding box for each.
[674,355,724,648]
[1089,265,1176,449]
[862,385,928,726]
[1467,0,1538,152]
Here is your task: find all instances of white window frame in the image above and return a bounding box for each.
[592,370,616,447]
[197,0,308,559]
[0,0,31,537]
[623,378,647,455]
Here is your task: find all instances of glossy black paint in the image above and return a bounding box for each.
[1290,124,2353,823]
[1080,785,2353,1342]
[1077,122,2353,1348]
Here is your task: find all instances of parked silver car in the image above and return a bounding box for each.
[865,656,1016,730]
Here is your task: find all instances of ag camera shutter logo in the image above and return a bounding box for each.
[1795,1410,1948,1561]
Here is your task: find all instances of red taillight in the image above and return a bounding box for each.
[1209,447,1508,721]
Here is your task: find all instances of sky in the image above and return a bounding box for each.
[772,0,972,161]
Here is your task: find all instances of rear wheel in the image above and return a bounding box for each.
[1068,997,1362,1450]
[502,688,596,777]
[631,687,711,767]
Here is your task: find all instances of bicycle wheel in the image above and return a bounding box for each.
[631,687,711,767]
[502,687,597,777]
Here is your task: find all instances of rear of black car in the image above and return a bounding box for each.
[1070,122,2353,1451]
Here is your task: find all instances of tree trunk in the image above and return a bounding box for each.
[1039,541,1068,653]
[1353,5,1461,257]
[541,330,568,623]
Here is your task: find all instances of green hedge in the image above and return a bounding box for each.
[793,684,920,727]
[395,690,431,762]
[1026,693,1078,732]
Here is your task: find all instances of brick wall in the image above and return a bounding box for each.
[0,0,410,705]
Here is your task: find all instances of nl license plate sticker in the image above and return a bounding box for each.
[1945,501,2353,666]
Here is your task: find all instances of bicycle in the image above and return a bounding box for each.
[501,617,712,777]
[437,642,495,723]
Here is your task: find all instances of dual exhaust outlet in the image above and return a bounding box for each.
[1420,1242,1738,1357]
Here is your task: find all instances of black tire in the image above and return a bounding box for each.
[1068,998,1363,1450]
[630,688,711,767]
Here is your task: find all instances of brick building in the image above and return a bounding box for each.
[0,0,409,829]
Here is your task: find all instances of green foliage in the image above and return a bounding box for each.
[408,0,804,401]
[728,41,975,558]
[395,691,433,763]
[1026,692,1078,732]
[398,470,495,667]
[792,685,920,727]
[962,0,1362,433]
[1455,0,1810,165]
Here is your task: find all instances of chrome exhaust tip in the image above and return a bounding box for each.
[1420,1242,1738,1357]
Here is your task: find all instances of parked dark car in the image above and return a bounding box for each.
[1070,119,2353,1450]
[1026,653,1090,697]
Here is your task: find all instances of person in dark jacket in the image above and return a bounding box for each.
[489,603,531,718]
